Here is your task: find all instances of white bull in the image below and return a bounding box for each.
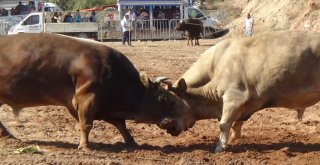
[166,31,320,152]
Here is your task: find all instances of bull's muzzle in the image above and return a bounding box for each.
[157,118,182,136]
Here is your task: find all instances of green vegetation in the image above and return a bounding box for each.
[48,0,117,11]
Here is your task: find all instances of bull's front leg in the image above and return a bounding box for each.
[195,36,200,46]
[77,93,97,150]
[215,93,245,153]
[0,121,10,137]
[107,119,138,147]
[295,108,305,121]
[215,118,232,152]
[229,121,244,143]
[190,36,194,46]
[75,88,98,151]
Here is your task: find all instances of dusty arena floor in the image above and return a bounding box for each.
[0,39,319,164]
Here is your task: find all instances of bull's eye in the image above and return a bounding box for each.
[159,94,168,103]
[170,100,176,106]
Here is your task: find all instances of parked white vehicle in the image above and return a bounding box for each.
[7,12,99,39]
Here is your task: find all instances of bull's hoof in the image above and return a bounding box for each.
[229,135,242,144]
[0,122,11,137]
[125,140,139,149]
[77,144,91,151]
[0,128,13,138]
[214,146,228,153]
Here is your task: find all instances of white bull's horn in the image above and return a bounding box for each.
[153,77,170,84]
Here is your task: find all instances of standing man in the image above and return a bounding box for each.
[74,10,82,22]
[121,13,132,46]
[243,13,254,37]
[127,9,136,22]
[89,11,97,22]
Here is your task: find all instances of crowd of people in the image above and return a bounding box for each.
[0,1,62,16]
[0,1,98,24]
[0,1,37,16]
[122,7,180,22]
[51,10,97,23]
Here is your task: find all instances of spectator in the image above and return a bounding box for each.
[173,9,180,19]
[51,12,60,23]
[74,10,81,22]
[15,1,24,15]
[243,13,254,37]
[11,7,18,15]
[127,9,136,22]
[139,9,149,20]
[89,11,97,22]
[153,6,160,19]
[121,14,132,46]
[63,12,73,22]
[158,10,165,19]
[37,2,42,11]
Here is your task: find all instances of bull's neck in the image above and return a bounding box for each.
[185,86,222,120]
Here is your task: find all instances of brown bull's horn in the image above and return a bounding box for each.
[153,77,170,84]
[153,77,173,90]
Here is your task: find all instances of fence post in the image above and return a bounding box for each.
[100,19,103,42]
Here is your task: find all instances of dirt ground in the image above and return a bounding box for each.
[0,39,319,164]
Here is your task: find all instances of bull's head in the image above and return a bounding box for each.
[139,73,195,136]
[175,20,185,31]
[157,78,197,135]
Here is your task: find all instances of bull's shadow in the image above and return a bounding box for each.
[27,140,216,153]
[27,140,320,153]
[230,142,320,153]
[198,44,216,47]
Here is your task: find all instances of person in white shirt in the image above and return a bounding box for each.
[243,13,254,37]
[121,14,132,46]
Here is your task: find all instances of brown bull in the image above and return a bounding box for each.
[0,33,191,150]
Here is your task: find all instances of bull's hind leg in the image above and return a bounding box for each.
[107,119,138,147]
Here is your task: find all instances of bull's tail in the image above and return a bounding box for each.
[296,108,305,121]
[11,106,22,117]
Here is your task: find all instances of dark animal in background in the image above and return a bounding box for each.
[0,33,192,150]
[176,19,203,46]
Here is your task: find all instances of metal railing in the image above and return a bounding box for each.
[0,22,10,35]
[98,19,183,41]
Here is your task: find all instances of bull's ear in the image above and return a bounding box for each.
[176,78,187,92]
[140,72,155,88]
